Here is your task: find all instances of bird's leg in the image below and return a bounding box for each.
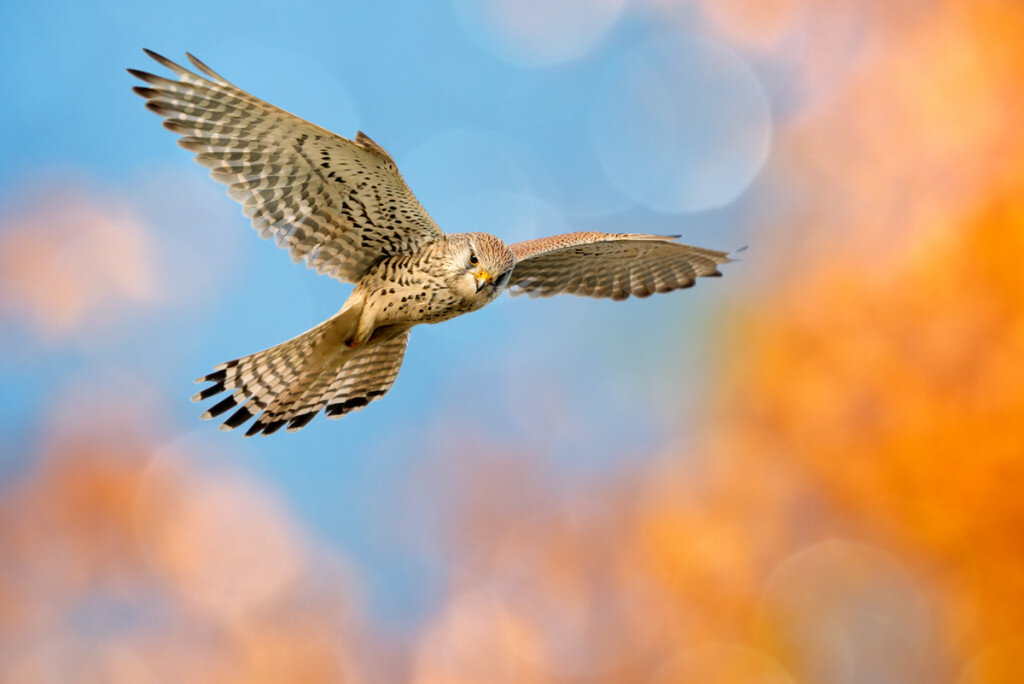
[334,291,376,349]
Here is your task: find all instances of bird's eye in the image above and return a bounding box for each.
[469,252,478,266]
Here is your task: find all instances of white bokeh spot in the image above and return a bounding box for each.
[591,34,773,213]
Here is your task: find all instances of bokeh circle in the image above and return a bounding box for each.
[591,34,772,213]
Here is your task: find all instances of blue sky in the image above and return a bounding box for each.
[1,0,764,633]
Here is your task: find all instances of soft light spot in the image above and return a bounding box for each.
[651,643,796,684]
[591,34,772,213]
[0,187,159,341]
[453,0,627,67]
[135,439,305,622]
[700,0,804,52]
[754,540,933,683]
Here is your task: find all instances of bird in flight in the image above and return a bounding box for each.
[130,50,739,436]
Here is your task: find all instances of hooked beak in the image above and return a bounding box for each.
[473,269,493,293]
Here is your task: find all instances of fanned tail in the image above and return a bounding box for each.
[192,304,412,435]
[193,302,360,435]
[324,331,410,418]
[244,329,411,435]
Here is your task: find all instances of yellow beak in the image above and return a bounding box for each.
[474,269,493,292]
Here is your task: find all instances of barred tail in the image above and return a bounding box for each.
[192,306,412,436]
[192,303,362,436]
[246,329,411,435]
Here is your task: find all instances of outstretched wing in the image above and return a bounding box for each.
[508,232,736,300]
[129,50,443,283]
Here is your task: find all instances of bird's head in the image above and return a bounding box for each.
[445,232,515,305]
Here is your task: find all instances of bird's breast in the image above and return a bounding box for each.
[359,258,472,328]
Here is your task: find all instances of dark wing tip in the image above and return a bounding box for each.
[222,404,256,429]
[203,394,240,419]
[185,51,229,83]
[142,47,167,62]
[190,381,226,403]
[162,120,191,134]
[244,416,289,437]
[142,48,181,73]
[261,419,287,436]
[141,49,199,80]
[728,245,749,262]
[197,369,227,384]
[285,412,318,432]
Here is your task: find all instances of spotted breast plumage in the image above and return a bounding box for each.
[130,50,740,435]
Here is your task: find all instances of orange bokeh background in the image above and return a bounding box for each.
[3,0,1023,681]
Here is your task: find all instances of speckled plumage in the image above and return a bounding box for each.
[131,51,739,435]
[508,232,731,300]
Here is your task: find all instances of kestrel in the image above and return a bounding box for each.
[130,50,739,436]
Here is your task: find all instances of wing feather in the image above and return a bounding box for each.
[130,50,443,283]
[508,231,736,299]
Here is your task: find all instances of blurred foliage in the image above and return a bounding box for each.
[2,0,1024,681]
[0,405,365,681]
[418,1,1024,679]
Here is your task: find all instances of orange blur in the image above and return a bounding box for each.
[2,0,1023,681]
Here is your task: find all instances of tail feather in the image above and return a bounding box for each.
[324,333,409,418]
[193,303,362,434]
[245,330,411,435]
[248,356,345,434]
[192,303,413,435]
